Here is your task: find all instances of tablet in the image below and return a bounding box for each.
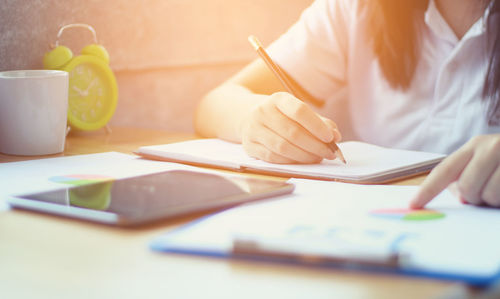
[7,170,294,226]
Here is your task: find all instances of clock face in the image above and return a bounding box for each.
[64,55,118,131]
[69,64,108,123]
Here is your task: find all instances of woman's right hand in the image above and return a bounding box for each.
[240,92,342,164]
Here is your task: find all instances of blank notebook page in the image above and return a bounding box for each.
[244,141,445,179]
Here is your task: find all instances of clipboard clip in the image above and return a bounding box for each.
[231,228,411,269]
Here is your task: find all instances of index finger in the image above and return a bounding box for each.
[410,148,473,208]
[274,94,333,143]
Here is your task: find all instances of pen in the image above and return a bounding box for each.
[248,35,346,164]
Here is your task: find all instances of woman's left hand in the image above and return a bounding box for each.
[411,134,500,208]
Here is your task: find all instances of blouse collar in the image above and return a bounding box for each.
[424,0,489,45]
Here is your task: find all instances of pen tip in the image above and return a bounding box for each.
[336,150,347,165]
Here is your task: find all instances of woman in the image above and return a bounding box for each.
[194,0,500,207]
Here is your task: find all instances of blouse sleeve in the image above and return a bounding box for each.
[267,0,353,103]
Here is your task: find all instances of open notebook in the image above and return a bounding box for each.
[136,139,445,184]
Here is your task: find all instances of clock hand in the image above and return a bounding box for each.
[83,78,98,95]
[72,86,85,97]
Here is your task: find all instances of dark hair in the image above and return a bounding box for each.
[484,0,500,122]
[363,0,500,124]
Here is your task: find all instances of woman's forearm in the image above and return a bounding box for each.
[194,83,268,142]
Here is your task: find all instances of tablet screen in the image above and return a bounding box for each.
[10,170,294,225]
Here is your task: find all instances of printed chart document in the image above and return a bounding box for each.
[137,139,446,183]
[151,179,500,286]
[0,152,206,212]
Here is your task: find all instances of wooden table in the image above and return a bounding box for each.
[0,127,472,299]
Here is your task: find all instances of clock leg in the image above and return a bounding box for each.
[104,124,112,134]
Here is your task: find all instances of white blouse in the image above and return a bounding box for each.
[267,0,500,154]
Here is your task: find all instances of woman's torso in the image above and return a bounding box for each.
[268,0,500,154]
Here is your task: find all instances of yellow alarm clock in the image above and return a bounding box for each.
[44,24,118,131]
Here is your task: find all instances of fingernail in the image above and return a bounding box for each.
[333,129,342,142]
[322,131,334,143]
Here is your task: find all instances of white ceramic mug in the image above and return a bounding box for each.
[0,70,69,155]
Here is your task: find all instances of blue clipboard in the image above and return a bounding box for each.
[150,213,500,287]
[150,179,500,287]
